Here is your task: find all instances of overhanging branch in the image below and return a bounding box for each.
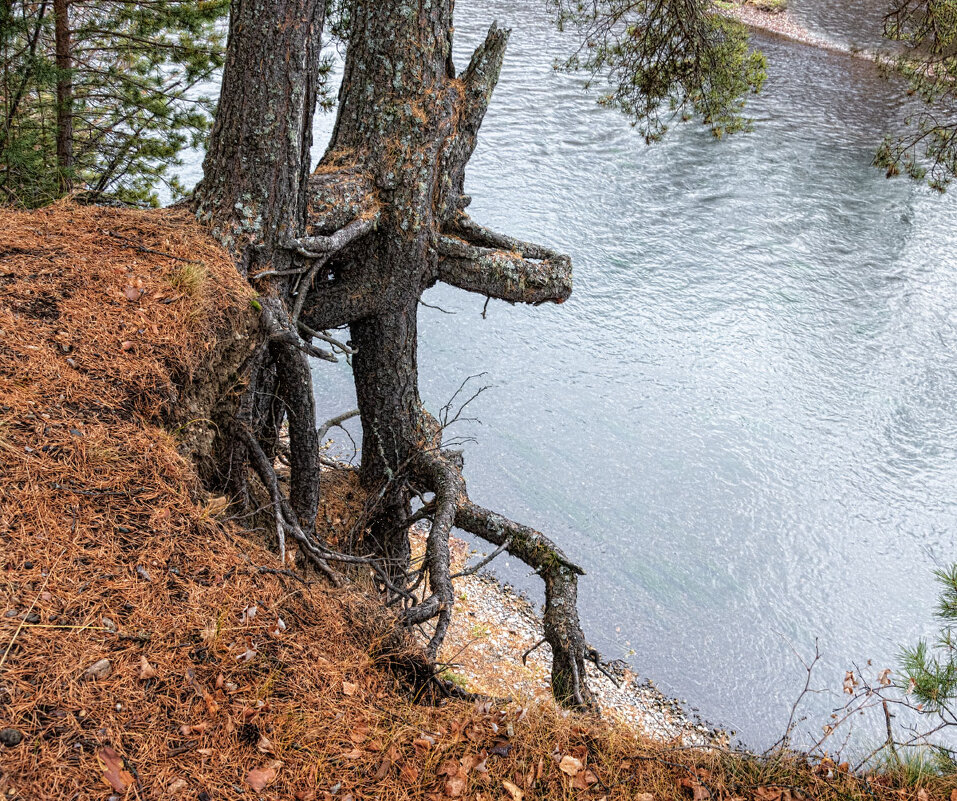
[437,227,572,305]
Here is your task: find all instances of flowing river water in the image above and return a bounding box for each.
[175,0,957,750]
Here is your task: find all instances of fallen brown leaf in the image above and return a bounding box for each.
[444,774,466,798]
[502,780,524,801]
[97,746,134,793]
[186,667,219,715]
[373,757,392,781]
[247,761,282,793]
[572,769,599,790]
[138,655,157,680]
[559,755,583,777]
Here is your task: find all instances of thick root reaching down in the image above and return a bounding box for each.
[403,445,596,711]
[454,499,596,711]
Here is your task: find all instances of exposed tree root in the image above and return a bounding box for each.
[391,440,596,711]
[194,2,597,714]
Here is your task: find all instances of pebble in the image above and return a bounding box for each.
[0,728,22,748]
[82,658,112,681]
[135,565,151,582]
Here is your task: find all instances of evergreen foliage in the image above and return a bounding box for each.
[892,565,957,774]
[877,0,957,190]
[0,0,227,207]
[547,0,767,141]
[901,565,957,715]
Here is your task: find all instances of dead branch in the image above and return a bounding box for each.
[450,534,511,579]
[258,295,338,362]
[297,322,355,354]
[439,22,510,220]
[285,213,378,258]
[436,224,572,305]
[317,408,360,443]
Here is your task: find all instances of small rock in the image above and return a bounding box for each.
[21,612,40,625]
[135,565,151,582]
[0,728,23,748]
[23,561,33,570]
[82,658,112,681]
[3,610,16,619]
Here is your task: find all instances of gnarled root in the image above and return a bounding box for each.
[400,443,596,710]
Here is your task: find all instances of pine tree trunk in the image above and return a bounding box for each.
[193,0,325,531]
[53,0,72,189]
[307,0,595,707]
[323,0,457,565]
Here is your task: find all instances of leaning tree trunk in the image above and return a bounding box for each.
[296,0,596,708]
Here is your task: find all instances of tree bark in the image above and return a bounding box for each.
[300,0,593,707]
[194,0,324,269]
[193,0,326,536]
[53,0,72,189]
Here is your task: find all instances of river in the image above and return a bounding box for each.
[174,0,957,750]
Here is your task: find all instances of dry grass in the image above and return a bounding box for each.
[0,202,952,800]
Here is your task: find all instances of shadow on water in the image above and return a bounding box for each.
[174,0,957,752]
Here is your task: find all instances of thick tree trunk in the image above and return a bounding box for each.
[303,0,593,707]
[194,0,323,269]
[322,0,457,567]
[53,0,72,189]
[196,0,594,709]
[193,0,325,535]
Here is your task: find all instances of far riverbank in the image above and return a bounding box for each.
[724,0,886,59]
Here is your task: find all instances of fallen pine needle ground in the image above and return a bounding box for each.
[0,202,950,800]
